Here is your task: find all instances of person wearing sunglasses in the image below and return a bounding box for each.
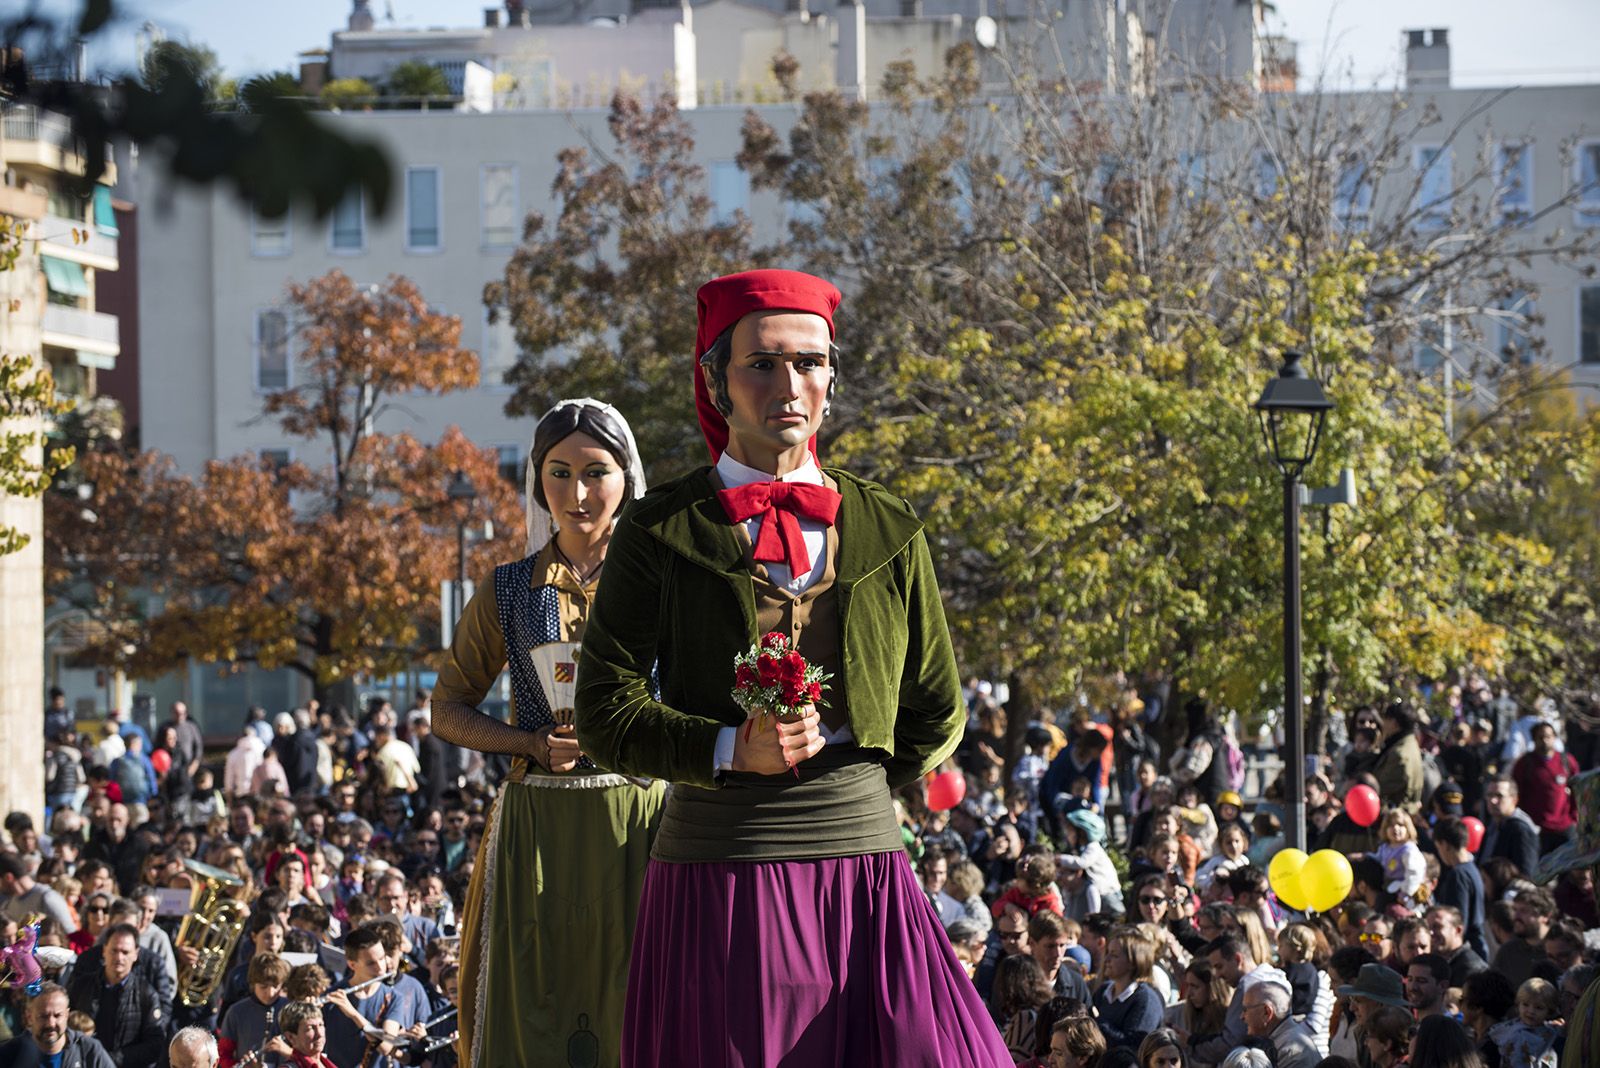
[71,895,109,948]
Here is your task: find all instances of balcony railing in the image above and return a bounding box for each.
[39,213,119,266]
[42,304,120,356]
[2,104,78,154]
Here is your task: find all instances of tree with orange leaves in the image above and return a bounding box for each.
[46,270,523,697]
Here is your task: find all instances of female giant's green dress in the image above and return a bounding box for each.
[437,543,664,1068]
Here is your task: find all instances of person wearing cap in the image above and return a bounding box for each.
[574,269,1009,1064]
[1057,809,1125,916]
[1215,790,1245,829]
[432,400,666,1066]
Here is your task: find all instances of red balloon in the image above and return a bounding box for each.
[1462,816,1485,853]
[927,770,967,812]
[1345,784,1381,827]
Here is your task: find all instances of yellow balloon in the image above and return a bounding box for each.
[1268,848,1310,911]
[1301,849,1354,913]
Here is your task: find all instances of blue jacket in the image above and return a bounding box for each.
[1093,980,1164,1050]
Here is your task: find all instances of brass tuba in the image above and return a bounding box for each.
[174,858,251,1007]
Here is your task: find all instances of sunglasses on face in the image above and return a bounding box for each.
[86,904,109,914]
[1359,933,1387,944]
[1140,896,1168,906]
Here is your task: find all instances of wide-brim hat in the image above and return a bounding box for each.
[1534,767,1600,884]
[1336,963,1409,1008]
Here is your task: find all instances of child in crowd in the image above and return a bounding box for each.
[1375,810,1427,903]
[1173,784,1219,856]
[217,951,290,1068]
[1488,977,1562,1068]
[1214,790,1245,830]
[1056,856,1103,921]
[991,853,1065,919]
[1125,760,1159,819]
[1012,727,1053,801]
[1195,823,1251,893]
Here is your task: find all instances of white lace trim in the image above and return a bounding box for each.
[469,790,505,1068]
[513,771,638,790]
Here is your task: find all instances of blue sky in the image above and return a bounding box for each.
[48,0,1600,89]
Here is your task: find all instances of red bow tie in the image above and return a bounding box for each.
[716,480,842,577]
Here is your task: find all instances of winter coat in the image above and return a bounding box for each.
[1372,731,1424,813]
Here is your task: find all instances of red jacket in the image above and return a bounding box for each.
[1512,750,1579,832]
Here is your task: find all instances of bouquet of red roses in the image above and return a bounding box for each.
[731,631,831,744]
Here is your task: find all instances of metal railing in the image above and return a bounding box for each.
[2,104,79,154]
[39,214,119,263]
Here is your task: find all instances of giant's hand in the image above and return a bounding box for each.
[731,705,824,776]
[530,725,582,773]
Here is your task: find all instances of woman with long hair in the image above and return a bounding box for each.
[991,954,1055,1061]
[1231,905,1275,970]
[1163,958,1230,1046]
[1365,1006,1417,1068]
[432,399,666,1067]
[1094,926,1165,1050]
[1136,1028,1186,1068]
[1407,1015,1485,1068]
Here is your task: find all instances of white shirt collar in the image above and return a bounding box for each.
[715,451,823,489]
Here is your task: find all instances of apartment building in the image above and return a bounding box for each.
[1,102,121,817]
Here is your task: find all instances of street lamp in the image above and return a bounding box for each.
[1254,350,1333,854]
[446,470,479,628]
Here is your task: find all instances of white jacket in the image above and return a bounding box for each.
[224,734,264,797]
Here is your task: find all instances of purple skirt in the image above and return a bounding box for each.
[621,850,1012,1067]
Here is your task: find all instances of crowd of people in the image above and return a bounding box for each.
[8,691,471,1067]
[909,681,1599,1068]
[4,674,1598,1068]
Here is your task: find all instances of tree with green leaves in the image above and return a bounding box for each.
[492,45,1600,765]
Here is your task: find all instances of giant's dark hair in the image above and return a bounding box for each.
[698,325,842,417]
[529,403,640,510]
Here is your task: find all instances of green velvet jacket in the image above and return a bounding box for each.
[574,465,965,791]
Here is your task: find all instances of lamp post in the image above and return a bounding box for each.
[446,470,479,628]
[1254,350,1333,853]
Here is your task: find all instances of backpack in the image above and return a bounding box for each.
[1224,736,1246,792]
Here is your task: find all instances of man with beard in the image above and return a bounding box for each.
[1424,905,1488,987]
[0,984,116,1068]
[1492,886,1557,987]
